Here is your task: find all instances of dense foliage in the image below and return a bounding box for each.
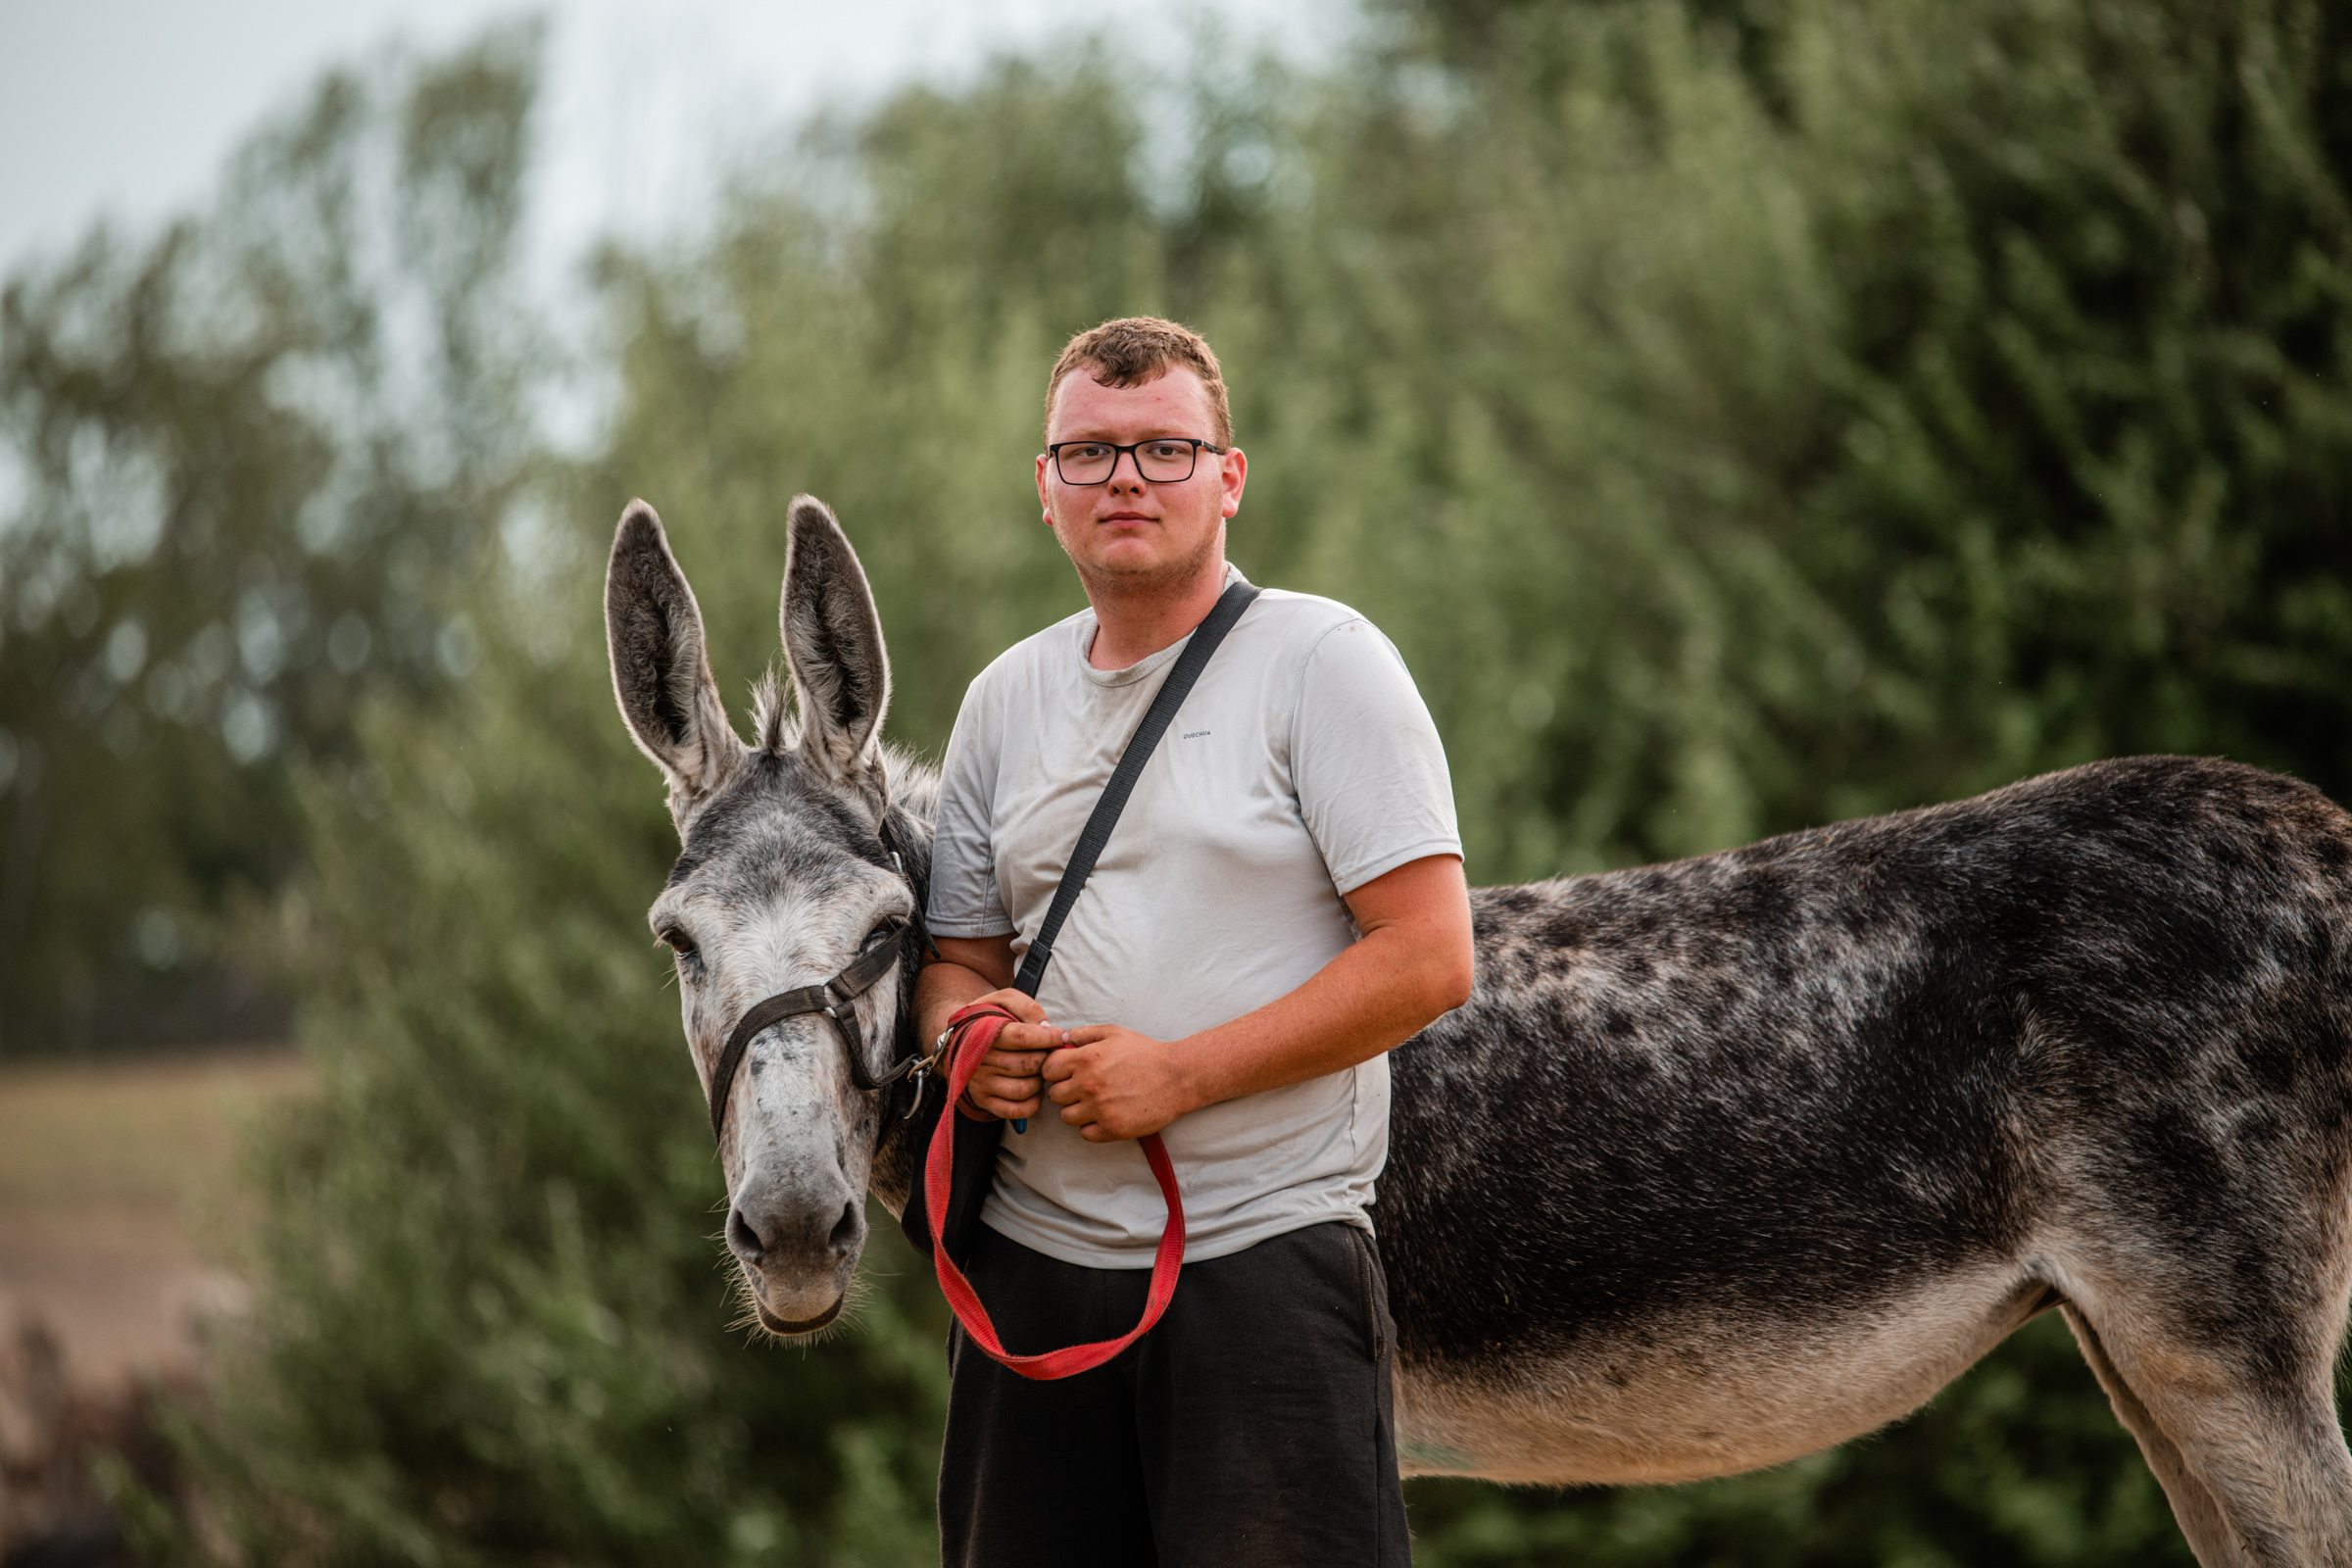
[33,0,2350,1560]
[0,29,541,1055]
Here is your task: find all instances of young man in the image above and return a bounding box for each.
[917,317,1474,1566]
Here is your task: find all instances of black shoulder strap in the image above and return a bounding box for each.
[1011,579,1259,998]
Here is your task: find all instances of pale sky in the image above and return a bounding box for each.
[0,0,1351,284]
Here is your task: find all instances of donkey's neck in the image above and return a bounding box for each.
[868,746,940,1220]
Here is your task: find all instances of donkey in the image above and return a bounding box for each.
[608,494,2352,1567]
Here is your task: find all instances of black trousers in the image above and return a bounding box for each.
[938,1220,1412,1567]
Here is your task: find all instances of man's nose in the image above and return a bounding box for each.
[1106,449,1148,489]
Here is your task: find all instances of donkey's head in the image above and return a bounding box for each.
[605,496,931,1337]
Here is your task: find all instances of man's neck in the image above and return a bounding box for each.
[1082,556,1232,671]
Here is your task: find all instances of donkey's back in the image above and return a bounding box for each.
[1379,756,2352,1564]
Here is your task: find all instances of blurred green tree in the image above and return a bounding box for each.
[1298,0,2352,884]
[0,25,544,1057]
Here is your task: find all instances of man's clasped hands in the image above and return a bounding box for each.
[956,992,1197,1145]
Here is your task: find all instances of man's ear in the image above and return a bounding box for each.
[780,495,891,815]
[605,500,748,825]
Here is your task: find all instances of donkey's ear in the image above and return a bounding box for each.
[780,495,891,808]
[606,500,747,823]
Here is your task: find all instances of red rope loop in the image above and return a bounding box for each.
[926,1002,1186,1380]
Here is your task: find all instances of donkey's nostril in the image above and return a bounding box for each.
[827,1200,861,1254]
[728,1206,766,1260]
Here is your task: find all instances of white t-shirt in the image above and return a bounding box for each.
[926,563,1462,1267]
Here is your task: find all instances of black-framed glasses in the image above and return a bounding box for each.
[1046,436,1228,485]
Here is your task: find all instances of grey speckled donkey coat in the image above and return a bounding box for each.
[607,496,2352,1568]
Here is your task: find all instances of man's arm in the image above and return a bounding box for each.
[1042,853,1474,1143]
[919,660,1067,1123]
[916,935,1066,1122]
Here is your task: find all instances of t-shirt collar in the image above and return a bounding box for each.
[1072,561,1250,688]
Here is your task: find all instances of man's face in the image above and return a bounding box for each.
[1036,366,1247,593]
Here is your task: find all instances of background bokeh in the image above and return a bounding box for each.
[3,0,2349,1561]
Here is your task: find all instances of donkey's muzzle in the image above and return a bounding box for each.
[727,1188,863,1279]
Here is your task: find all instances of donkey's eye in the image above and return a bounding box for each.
[660,927,702,967]
[864,917,905,950]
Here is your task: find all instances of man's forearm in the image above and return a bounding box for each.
[1171,921,1472,1113]
[918,937,1060,1123]
[916,958,1000,1048]
[1045,855,1474,1143]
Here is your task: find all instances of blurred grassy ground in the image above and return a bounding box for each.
[0,1051,312,1390]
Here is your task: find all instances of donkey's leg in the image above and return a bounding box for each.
[2058,1301,2249,1568]
[2061,1289,2352,1568]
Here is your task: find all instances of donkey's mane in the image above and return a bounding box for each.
[750,668,794,756]
[744,665,940,828]
[882,743,941,825]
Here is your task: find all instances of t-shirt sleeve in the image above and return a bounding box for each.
[1290,617,1463,895]
[926,674,1015,938]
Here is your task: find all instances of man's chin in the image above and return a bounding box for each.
[1075,540,1222,592]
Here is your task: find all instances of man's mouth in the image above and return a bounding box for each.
[1100,512,1155,524]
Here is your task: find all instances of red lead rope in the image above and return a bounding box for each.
[927,1002,1187,1380]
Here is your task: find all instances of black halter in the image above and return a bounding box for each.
[705,819,941,1145]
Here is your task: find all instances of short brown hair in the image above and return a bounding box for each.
[1044,317,1233,447]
